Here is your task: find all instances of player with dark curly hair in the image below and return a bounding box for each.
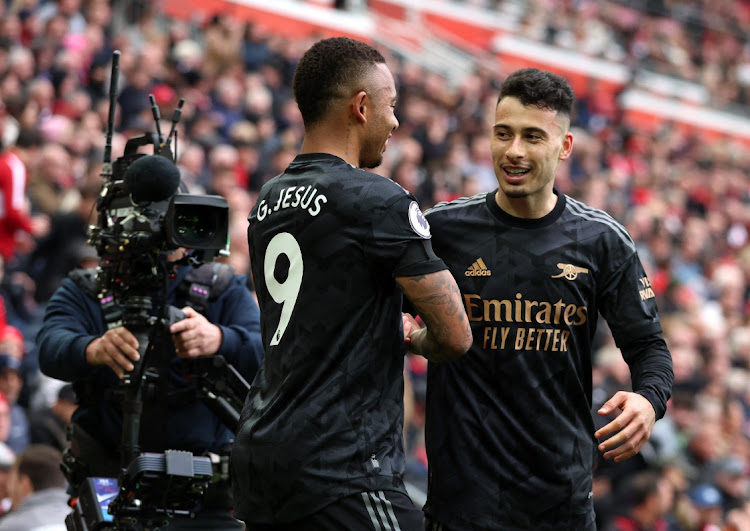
[419,68,674,530]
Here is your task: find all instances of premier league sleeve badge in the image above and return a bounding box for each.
[408,201,431,239]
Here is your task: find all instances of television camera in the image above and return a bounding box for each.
[64,50,250,531]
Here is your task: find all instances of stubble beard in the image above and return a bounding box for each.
[362,155,384,169]
[500,183,530,198]
[361,141,385,169]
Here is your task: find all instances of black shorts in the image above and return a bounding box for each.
[246,490,423,531]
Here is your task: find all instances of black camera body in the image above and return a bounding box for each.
[90,135,230,290]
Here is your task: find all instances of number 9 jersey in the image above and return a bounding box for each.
[232,153,446,523]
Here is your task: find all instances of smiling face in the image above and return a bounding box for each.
[359,63,399,169]
[491,96,573,217]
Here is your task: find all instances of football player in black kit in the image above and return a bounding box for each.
[419,68,674,530]
[230,37,472,530]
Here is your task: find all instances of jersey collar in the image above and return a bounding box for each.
[486,188,567,229]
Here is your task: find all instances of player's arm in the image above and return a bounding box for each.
[595,248,674,462]
[595,333,673,462]
[396,269,472,363]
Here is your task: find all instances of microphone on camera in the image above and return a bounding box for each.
[124,154,181,204]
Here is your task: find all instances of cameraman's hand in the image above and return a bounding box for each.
[85,327,140,378]
[170,306,222,359]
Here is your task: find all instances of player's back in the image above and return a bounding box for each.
[235,153,418,521]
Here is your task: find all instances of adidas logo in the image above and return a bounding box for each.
[465,258,491,276]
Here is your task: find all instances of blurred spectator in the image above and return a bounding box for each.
[116,54,153,132]
[601,469,673,531]
[0,128,47,267]
[228,120,261,189]
[723,500,750,531]
[29,383,76,453]
[0,444,70,531]
[25,180,99,303]
[26,142,75,217]
[241,22,274,73]
[0,442,13,517]
[0,355,28,455]
[201,14,244,80]
[686,483,724,531]
[210,75,246,142]
[710,455,749,516]
[0,256,36,341]
[176,141,208,193]
[37,0,87,36]
[683,412,726,484]
[205,144,242,199]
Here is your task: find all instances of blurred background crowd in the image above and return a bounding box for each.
[0,0,747,529]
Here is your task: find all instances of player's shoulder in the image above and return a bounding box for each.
[425,192,490,219]
[338,168,418,212]
[66,267,98,298]
[288,155,408,202]
[360,168,411,194]
[563,194,635,250]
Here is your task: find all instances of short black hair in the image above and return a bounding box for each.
[15,127,43,149]
[498,68,574,118]
[292,37,386,128]
[16,445,66,491]
[619,470,662,508]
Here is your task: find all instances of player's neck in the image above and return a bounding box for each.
[495,189,557,219]
[300,128,360,168]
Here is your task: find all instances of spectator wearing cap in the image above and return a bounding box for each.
[688,484,724,531]
[712,455,749,515]
[29,383,76,453]
[0,354,28,454]
[0,444,70,531]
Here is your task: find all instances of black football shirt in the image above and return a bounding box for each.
[232,153,445,523]
[422,190,671,530]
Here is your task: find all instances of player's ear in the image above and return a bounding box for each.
[559,131,573,161]
[351,91,367,124]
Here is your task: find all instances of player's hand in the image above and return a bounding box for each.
[170,306,222,358]
[402,313,421,349]
[595,391,656,462]
[85,327,140,378]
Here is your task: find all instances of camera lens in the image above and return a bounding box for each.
[174,207,219,245]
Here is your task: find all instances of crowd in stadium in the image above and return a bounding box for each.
[0,0,747,529]
[459,0,750,111]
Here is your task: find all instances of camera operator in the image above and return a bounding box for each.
[34,251,263,530]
